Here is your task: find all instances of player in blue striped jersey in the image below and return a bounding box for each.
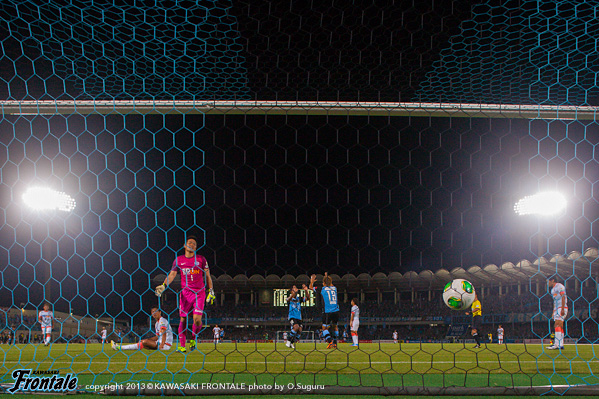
[310,273,340,349]
[286,284,309,349]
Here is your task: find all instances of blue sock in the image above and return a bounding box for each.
[322,330,331,342]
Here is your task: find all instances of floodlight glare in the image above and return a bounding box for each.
[514,192,566,216]
[22,187,76,212]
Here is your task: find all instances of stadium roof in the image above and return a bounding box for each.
[154,248,599,292]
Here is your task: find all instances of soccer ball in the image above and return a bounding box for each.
[442,279,476,310]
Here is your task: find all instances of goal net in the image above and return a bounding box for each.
[1,0,598,396]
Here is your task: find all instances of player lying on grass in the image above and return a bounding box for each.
[310,273,340,349]
[112,307,173,351]
[155,235,215,353]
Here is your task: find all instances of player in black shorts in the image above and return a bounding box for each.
[466,294,483,348]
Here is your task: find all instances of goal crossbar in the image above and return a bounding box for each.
[1,100,597,119]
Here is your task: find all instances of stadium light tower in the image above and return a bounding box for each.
[514,192,566,217]
[514,192,567,287]
[22,186,76,304]
[22,187,76,212]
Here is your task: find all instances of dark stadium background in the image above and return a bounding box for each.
[0,0,596,321]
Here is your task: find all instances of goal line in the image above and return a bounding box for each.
[1,100,597,119]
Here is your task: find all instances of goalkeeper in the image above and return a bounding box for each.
[155,235,215,353]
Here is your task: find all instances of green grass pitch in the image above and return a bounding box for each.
[1,342,598,392]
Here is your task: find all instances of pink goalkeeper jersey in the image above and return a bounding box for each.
[171,254,209,292]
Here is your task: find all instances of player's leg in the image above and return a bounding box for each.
[190,312,203,349]
[177,291,194,352]
[471,328,481,348]
[296,323,303,342]
[290,321,301,348]
[141,337,159,350]
[44,327,51,346]
[554,319,565,349]
[190,291,206,350]
[322,326,332,347]
[331,312,339,347]
[548,310,565,349]
[351,321,359,346]
[177,316,188,352]
[115,336,159,350]
[286,320,294,348]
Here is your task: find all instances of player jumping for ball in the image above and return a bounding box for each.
[286,284,309,349]
[112,307,173,351]
[310,273,340,349]
[155,235,215,353]
[547,276,568,350]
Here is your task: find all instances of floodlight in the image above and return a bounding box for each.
[22,187,76,212]
[514,192,566,216]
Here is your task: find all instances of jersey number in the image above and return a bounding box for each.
[326,290,337,305]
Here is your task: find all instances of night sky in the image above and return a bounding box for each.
[0,0,598,319]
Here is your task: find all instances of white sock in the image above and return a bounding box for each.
[45,336,50,344]
[352,334,358,345]
[121,343,140,350]
[555,332,563,347]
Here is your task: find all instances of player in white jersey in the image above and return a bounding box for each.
[112,307,173,351]
[350,298,360,347]
[213,325,221,344]
[497,325,504,345]
[101,327,107,344]
[392,330,398,344]
[283,331,288,342]
[38,303,53,346]
[547,277,568,350]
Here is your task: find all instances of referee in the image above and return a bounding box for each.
[465,294,482,348]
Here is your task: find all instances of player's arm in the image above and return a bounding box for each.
[159,327,167,349]
[206,267,213,291]
[287,288,298,302]
[156,270,178,296]
[302,284,309,301]
[350,310,354,328]
[309,274,317,290]
[205,265,216,304]
[163,270,178,286]
[560,293,566,316]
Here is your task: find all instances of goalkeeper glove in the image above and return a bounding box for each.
[206,288,216,305]
[155,284,166,297]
